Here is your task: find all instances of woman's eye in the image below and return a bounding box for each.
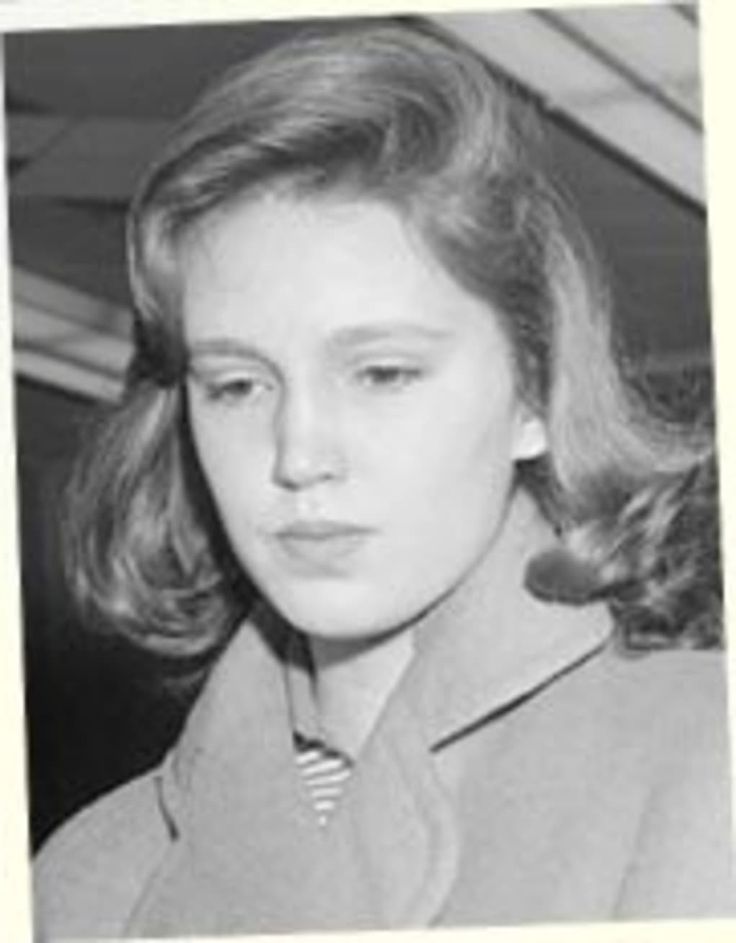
[203,376,271,404]
[355,364,424,390]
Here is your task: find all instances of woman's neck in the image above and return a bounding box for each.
[307,628,414,758]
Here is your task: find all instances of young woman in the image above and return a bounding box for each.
[34,20,733,938]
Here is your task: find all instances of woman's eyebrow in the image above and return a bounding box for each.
[186,324,454,371]
[327,323,454,350]
[187,338,268,364]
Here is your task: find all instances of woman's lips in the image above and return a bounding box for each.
[273,521,374,571]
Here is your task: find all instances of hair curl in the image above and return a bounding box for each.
[64,18,721,656]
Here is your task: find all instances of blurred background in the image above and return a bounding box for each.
[4,3,714,848]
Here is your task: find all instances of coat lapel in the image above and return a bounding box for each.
[126,607,456,935]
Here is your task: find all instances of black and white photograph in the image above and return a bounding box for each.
[2,1,736,940]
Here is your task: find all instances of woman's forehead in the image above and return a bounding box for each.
[178,193,500,345]
[180,192,423,279]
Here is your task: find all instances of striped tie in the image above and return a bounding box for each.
[294,734,354,827]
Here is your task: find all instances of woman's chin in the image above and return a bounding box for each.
[264,586,409,643]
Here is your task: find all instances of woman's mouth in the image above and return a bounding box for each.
[273,521,374,572]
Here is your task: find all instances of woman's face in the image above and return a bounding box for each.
[181,194,545,640]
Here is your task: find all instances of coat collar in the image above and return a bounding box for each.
[400,490,613,747]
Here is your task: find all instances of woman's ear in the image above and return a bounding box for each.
[512,406,548,462]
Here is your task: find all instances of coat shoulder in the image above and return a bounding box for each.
[561,647,733,797]
[595,648,735,916]
[34,767,171,940]
[599,647,730,745]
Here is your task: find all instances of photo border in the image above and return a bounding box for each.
[1,1,734,941]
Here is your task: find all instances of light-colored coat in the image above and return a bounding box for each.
[34,500,735,938]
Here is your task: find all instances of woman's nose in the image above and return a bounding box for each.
[271,387,346,490]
